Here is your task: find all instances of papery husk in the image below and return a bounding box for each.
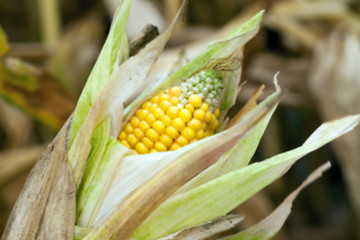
[1,116,75,240]
[309,28,360,230]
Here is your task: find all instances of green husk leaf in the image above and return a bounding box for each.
[159,214,244,240]
[69,0,131,148]
[220,162,331,240]
[74,225,92,240]
[132,115,360,239]
[76,136,132,227]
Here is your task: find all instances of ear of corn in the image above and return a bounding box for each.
[66,1,360,239]
[118,69,223,153]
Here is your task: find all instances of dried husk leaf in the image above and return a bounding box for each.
[0,57,76,130]
[309,28,360,227]
[1,117,75,240]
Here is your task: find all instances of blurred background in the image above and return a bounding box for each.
[1,0,360,239]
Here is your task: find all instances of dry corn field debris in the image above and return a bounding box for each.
[1,0,360,240]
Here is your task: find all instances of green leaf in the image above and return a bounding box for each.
[69,0,131,148]
[76,136,132,227]
[220,162,331,240]
[132,115,360,239]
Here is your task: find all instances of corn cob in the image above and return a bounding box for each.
[118,69,223,154]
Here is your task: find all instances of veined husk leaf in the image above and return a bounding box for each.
[131,114,360,239]
[220,162,331,240]
[68,0,131,147]
[159,214,244,240]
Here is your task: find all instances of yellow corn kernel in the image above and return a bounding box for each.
[169,143,181,151]
[200,103,209,112]
[158,94,170,103]
[169,87,182,97]
[170,96,180,106]
[130,116,140,128]
[161,115,172,126]
[193,109,205,121]
[136,109,148,120]
[159,100,172,111]
[133,128,144,140]
[165,126,179,139]
[185,103,195,113]
[148,104,158,113]
[151,96,159,104]
[118,131,127,141]
[142,101,151,109]
[139,120,150,132]
[179,109,192,123]
[210,120,219,130]
[188,94,202,108]
[214,108,220,117]
[166,106,179,119]
[160,134,173,147]
[181,127,195,140]
[142,137,154,149]
[152,120,165,134]
[135,142,149,154]
[153,107,164,119]
[145,113,156,125]
[121,140,130,148]
[175,135,189,146]
[154,142,167,152]
[150,149,157,153]
[196,129,204,139]
[205,111,213,123]
[127,134,137,147]
[187,118,202,131]
[124,124,133,134]
[146,128,159,142]
[204,130,213,137]
[172,117,185,131]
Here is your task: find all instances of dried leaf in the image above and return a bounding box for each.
[1,117,76,239]
[0,58,76,130]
